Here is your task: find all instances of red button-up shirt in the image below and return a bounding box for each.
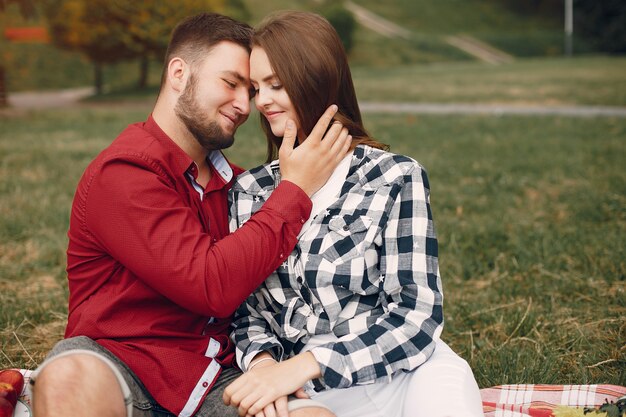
[65,116,311,415]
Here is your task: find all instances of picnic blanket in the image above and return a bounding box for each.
[10,369,626,416]
[481,384,626,417]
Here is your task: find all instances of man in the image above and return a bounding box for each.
[30,13,346,417]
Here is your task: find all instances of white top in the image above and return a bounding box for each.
[298,152,353,240]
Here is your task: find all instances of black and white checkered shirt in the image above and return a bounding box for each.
[229,145,444,389]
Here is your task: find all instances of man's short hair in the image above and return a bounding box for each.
[160,13,253,87]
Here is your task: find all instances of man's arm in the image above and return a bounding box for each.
[82,106,349,318]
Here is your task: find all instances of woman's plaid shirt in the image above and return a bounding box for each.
[229,145,444,389]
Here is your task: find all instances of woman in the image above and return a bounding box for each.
[224,11,484,417]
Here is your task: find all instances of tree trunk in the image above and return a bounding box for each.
[94,62,103,95]
[0,65,7,107]
[138,56,149,89]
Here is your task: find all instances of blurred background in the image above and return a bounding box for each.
[0,0,624,387]
[1,0,625,97]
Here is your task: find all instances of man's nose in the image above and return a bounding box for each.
[234,88,250,115]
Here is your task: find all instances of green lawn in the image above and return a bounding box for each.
[81,56,626,107]
[350,0,587,57]
[352,56,626,106]
[1,105,624,386]
[351,0,558,34]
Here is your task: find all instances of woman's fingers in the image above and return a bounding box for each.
[307,105,339,144]
[262,402,276,417]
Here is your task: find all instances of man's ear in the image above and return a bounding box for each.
[167,57,188,93]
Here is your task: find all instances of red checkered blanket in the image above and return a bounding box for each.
[11,370,626,416]
[481,384,626,417]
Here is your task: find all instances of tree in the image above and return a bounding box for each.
[43,0,137,94]
[492,0,626,54]
[43,0,228,94]
[0,0,37,107]
[319,2,356,54]
[0,0,35,17]
[110,0,229,88]
[574,0,626,53]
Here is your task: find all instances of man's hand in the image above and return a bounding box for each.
[223,352,320,417]
[279,105,351,196]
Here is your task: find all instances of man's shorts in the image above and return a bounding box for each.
[31,336,242,417]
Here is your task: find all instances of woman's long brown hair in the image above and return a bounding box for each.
[252,11,388,162]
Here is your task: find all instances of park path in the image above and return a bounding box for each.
[5,87,626,118]
[359,102,626,118]
[6,87,95,109]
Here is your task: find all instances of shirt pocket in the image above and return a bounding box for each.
[320,214,373,264]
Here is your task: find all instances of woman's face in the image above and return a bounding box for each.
[250,46,301,140]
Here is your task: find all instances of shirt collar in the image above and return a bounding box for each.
[185,151,232,183]
[207,150,233,183]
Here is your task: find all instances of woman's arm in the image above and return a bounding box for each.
[231,292,285,371]
[309,162,445,389]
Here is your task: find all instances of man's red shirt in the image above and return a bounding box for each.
[65,116,310,415]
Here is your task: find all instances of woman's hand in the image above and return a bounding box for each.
[279,105,351,197]
[247,358,289,417]
[224,352,321,417]
[246,395,288,417]
[246,387,310,417]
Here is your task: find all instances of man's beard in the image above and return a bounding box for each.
[174,73,235,151]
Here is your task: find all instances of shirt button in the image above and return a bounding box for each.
[202,381,209,388]
[213,238,217,243]
[279,253,284,258]
[296,277,303,284]
[300,218,306,224]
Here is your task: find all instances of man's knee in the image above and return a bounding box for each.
[290,407,336,417]
[34,354,95,390]
[32,353,121,400]
[33,353,127,415]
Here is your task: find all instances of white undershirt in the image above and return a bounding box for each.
[298,152,353,240]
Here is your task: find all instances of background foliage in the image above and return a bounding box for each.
[42,0,226,93]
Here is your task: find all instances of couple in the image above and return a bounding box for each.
[30,11,483,417]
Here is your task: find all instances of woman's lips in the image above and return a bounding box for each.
[265,111,284,120]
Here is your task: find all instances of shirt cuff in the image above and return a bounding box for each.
[241,342,284,372]
[263,180,312,227]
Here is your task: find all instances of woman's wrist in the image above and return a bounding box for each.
[248,356,277,371]
[292,351,321,380]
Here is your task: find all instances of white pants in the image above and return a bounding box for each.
[304,338,484,417]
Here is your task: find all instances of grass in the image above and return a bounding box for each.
[1,103,624,386]
[351,0,560,34]
[350,0,584,57]
[352,56,626,106]
[366,113,625,385]
[44,55,626,107]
